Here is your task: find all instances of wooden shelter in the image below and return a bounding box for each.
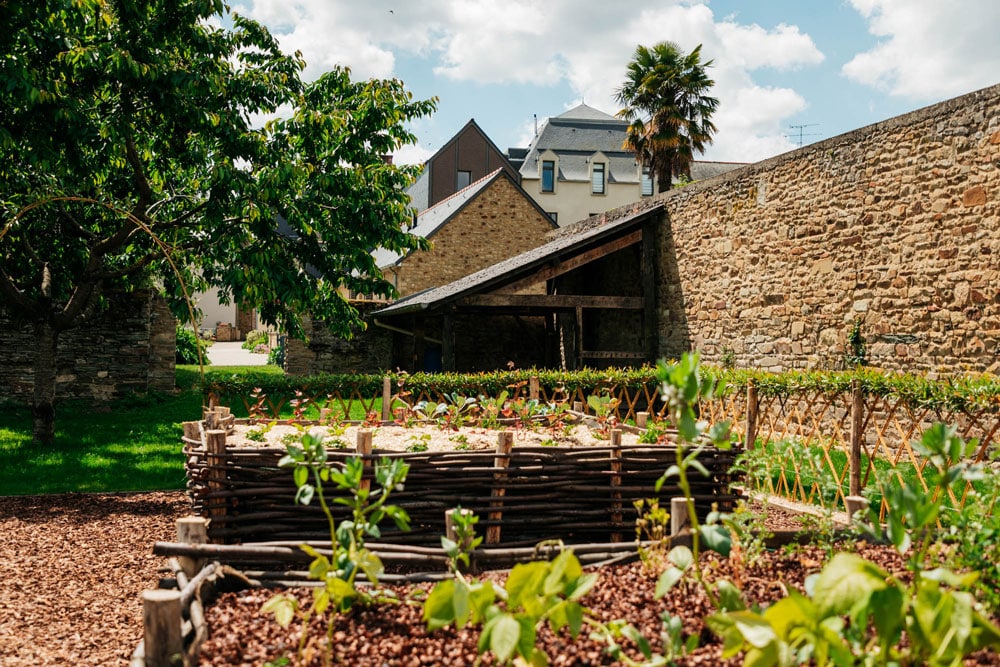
[373,203,664,372]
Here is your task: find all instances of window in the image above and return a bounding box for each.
[456,170,471,190]
[641,166,653,196]
[591,162,605,194]
[541,160,555,192]
[547,211,558,224]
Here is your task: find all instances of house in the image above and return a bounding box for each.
[407,119,520,214]
[511,103,743,226]
[377,168,558,298]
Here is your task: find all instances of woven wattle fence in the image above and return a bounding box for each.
[183,412,742,547]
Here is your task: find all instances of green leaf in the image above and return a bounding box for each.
[293,464,308,488]
[486,613,521,664]
[699,523,732,557]
[715,579,746,612]
[655,566,685,598]
[506,561,549,609]
[812,553,888,617]
[667,545,693,570]
[730,611,778,649]
[423,580,457,630]
[261,594,297,628]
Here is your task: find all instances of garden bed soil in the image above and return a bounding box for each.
[229,421,643,451]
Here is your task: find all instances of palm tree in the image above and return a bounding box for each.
[616,42,719,192]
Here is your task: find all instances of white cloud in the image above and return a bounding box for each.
[237,0,827,162]
[843,0,1000,99]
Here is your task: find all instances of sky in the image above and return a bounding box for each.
[234,0,1000,166]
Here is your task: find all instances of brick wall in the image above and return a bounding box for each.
[0,290,176,403]
[394,175,555,296]
[650,82,1000,373]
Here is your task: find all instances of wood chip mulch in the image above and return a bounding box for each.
[0,491,191,666]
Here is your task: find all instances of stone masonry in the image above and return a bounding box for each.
[0,290,176,402]
[389,174,556,296]
[651,82,1000,373]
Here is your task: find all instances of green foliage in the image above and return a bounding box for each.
[616,41,719,191]
[1,1,435,442]
[423,549,598,666]
[175,325,210,366]
[241,329,268,352]
[709,423,1000,665]
[263,429,410,662]
[843,317,868,368]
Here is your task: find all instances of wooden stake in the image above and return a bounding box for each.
[445,508,474,548]
[635,411,649,429]
[849,379,863,496]
[382,376,392,422]
[142,589,183,667]
[745,381,758,451]
[486,431,514,545]
[176,516,209,578]
[357,429,374,494]
[206,429,227,523]
[609,429,623,542]
[670,497,689,536]
[845,495,868,522]
[529,376,539,401]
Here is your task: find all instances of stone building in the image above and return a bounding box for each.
[372,82,1000,375]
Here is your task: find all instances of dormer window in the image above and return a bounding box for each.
[591,162,605,194]
[641,166,653,196]
[541,160,555,192]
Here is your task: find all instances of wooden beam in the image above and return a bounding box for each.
[457,294,643,310]
[580,350,648,360]
[502,230,643,293]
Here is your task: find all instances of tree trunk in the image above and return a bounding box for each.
[32,319,59,445]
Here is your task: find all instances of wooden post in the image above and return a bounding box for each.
[142,589,183,667]
[609,429,623,542]
[635,411,649,429]
[381,376,392,422]
[529,376,539,401]
[176,517,209,577]
[486,431,514,545]
[445,508,474,546]
[670,497,690,536]
[845,495,868,522]
[205,429,228,523]
[849,379,864,497]
[573,400,584,414]
[745,381,758,451]
[357,429,374,494]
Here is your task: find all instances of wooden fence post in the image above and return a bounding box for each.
[382,376,392,422]
[849,379,864,497]
[176,516,209,577]
[609,429,623,542]
[357,429,374,494]
[670,498,689,536]
[529,376,539,401]
[745,381,758,451]
[205,429,228,524]
[445,507,474,554]
[486,431,514,545]
[635,411,649,429]
[142,589,183,667]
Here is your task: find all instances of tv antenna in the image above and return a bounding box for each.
[787,123,820,147]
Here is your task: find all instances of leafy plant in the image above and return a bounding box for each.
[708,423,1000,665]
[405,433,431,452]
[245,428,266,443]
[448,433,470,450]
[175,325,210,365]
[262,428,411,663]
[843,316,868,368]
[242,329,269,352]
[638,418,672,444]
[586,392,621,437]
[633,497,671,571]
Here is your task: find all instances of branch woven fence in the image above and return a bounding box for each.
[182,410,741,546]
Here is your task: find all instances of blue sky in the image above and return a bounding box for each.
[235,0,1000,165]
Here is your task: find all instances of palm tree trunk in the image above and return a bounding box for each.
[32,318,59,445]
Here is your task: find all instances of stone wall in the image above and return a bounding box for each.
[653,82,1000,373]
[0,290,176,403]
[283,304,394,376]
[390,175,555,296]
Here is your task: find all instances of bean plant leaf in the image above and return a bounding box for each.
[812,553,888,617]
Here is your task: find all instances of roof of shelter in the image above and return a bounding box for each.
[374,202,663,317]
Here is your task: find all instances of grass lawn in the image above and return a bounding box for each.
[0,365,282,496]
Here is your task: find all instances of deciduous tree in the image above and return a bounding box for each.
[0,0,436,443]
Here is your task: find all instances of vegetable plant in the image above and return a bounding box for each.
[261,428,411,663]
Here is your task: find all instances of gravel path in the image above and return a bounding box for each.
[0,491,191,666]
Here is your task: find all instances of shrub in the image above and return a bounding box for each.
[242,329,269,351]
[176,325,210,365]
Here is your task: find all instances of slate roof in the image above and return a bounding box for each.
[374,202,663,317]
[373,168,506,270]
